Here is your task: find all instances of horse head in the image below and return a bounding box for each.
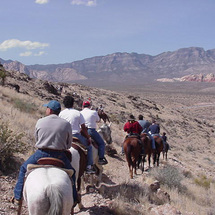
[98,123,112,144]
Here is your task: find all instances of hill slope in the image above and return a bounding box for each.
[0,70,215,214]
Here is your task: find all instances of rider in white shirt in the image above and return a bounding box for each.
[59,96,95,174]
[81,101,108,165]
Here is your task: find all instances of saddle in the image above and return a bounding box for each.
[26,162,74,178]
[37,157,65,168]
[72,137,88,155]
[126,133,141,139]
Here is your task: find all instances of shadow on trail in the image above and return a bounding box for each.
[75,205,114,215]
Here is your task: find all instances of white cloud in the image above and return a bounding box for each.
[19,51,33,57]
[34,51,45,56]
[71,0,97,6]
[0,39,49,51]
[35,0,49,4]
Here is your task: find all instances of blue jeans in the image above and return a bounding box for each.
[14,149,77,202]
[88,128,105,159]
[146,132,156,149]
[73,133,93,166]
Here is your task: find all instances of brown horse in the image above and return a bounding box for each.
[163,142,169,160]
[139,133,153,172]
[123,136,142,179]
[153,136,163,166]
[97,109,110,123]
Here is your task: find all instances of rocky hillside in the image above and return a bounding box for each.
[1,47,215,86]
[0,69,215,214]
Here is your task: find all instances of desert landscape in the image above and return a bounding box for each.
[0,70,215,215]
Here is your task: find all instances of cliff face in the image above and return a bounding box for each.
[1,47,215,85]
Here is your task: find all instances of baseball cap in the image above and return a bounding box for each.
[43,100,61,111]
[83,101,91,107]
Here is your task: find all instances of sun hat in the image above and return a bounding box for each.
[43,100,61,111]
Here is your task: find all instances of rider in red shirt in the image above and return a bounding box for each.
[124,115,143,135]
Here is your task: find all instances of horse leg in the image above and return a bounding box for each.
[71,206,74,215]
[148,154,151,169]
[142,155,146,172]
[77,177,84,209]
[157,153,160,166]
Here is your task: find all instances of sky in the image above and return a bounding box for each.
[0,0,215,65]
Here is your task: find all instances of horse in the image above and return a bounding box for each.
[152,135,164,167]
[123,136,142,179]
[163,142,169,160]
[97,109,110,123]
[87,123,112,188]
[23,166,74,215]
[70,122,112,206]
[139,133,153,172]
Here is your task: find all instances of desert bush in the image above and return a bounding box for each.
[149,165,185,192]
[12,98,37,114]
[194,174,212,190]
[0,121,26,172]
[0,69,7,85]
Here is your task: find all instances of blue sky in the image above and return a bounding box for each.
[0,0,215,65]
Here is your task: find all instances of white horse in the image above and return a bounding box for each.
[23,166,74,215]
[88,123,112,188]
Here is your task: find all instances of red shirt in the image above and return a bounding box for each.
[124,121,142,135]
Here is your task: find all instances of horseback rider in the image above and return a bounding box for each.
[138,115,156,151]
[161,132,168,151]
[12,100,77,207]
[59,96,95,174]
[148,119,165,149]
[81,101,108,165]
[124,114,142,137]
[122,114,144,155]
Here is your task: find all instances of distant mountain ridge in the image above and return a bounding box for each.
[1,47,215,86]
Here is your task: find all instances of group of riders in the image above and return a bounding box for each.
[123,114,167,155]
[12,96,108,208]
[11,95,168,210]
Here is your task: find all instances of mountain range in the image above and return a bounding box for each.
[1,47,215,86]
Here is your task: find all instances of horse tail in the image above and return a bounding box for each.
[125,143,133,168]
[46,184,63,215]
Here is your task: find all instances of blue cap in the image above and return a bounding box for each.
[43,100,61,111]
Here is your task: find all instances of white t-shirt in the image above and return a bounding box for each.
[81,108,100,129]
[59,108,85,134]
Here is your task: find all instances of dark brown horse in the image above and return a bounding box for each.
[153,136,163,167]
[97,109,110,123]
[139,133,153,172]
[123,136,142,179]
[163,142,169,160]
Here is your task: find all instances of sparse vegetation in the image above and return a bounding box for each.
[149,165,185,192]
[194,174,213,190]
[12,98,37,114]
[0,121,26,172]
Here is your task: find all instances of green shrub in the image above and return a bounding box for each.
[0,121,26,172]
[0,69,7,86]
[12,98,37,114]
[194,174,212,190]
